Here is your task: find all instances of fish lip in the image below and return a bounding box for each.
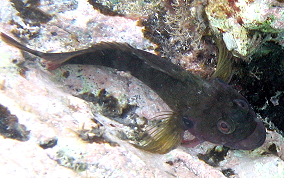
[225,120,266,150]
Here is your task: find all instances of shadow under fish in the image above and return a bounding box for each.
[1,33,266,154]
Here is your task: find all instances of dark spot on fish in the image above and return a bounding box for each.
[182,116,194,129]
[0,104,30,141]
[62,71,70,78]
[39,138,58,149]
[221,168,235,177]
[197,146,229,167]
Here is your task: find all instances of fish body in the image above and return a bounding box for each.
[1,33,266,153]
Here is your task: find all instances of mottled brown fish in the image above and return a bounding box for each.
[1,33,266,154]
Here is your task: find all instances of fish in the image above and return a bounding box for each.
[1,32,266,154]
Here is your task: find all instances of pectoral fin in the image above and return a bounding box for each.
[134,113,184,154]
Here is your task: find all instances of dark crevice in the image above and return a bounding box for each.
[0,104,30,141]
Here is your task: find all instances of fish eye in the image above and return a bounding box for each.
[217,120,235,134]
[233,99,249,111]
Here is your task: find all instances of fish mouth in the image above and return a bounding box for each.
[225,120,266,150]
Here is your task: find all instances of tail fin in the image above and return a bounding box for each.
[1,33,86,70]
[1,33,46,57]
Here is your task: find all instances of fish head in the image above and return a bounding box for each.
[186,78,266,150]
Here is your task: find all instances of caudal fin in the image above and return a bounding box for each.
[1,33,84,70]
[1,33,46,57]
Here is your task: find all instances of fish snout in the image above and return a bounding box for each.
[226,120,266,150]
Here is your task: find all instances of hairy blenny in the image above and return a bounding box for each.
[1,33,266,154]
